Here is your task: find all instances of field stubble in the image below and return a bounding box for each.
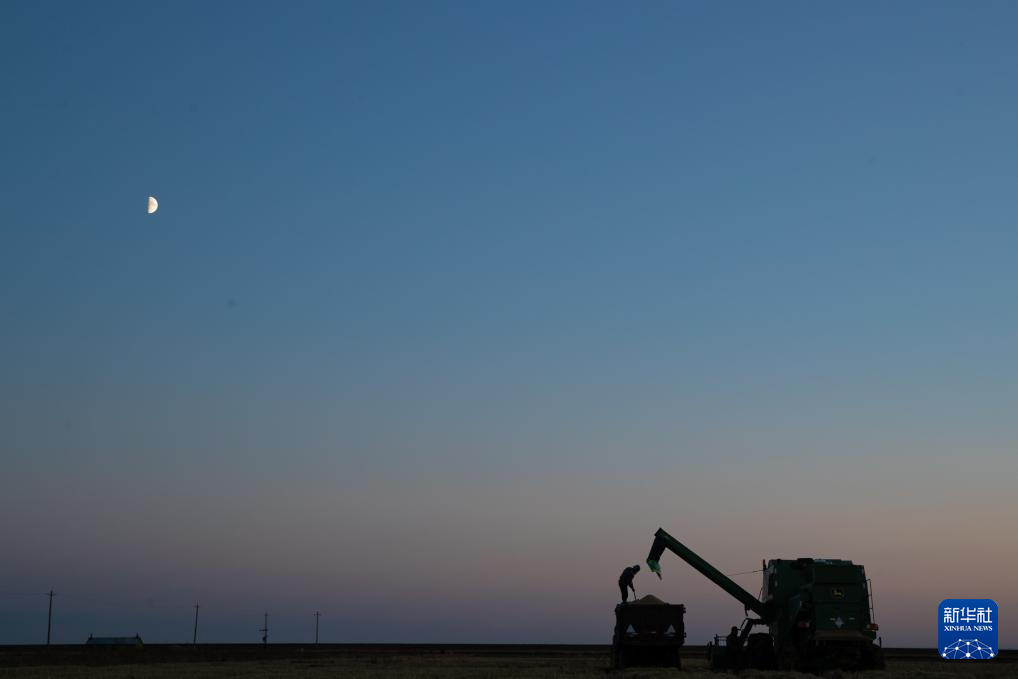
[0,648,1014,679]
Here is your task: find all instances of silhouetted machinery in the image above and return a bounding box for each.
[646,528,884,672]
[611,597,685,669]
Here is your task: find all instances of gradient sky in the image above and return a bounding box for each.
[2,0,1017,647]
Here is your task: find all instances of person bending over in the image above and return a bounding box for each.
[618,564,640,603]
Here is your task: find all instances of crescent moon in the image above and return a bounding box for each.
[147,196,159,214]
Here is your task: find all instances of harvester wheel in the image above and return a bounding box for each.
[746,633,776,670]
[778,646,797,672]
[863,643,886,670]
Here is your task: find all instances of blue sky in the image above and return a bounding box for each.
[2,0,1017,646]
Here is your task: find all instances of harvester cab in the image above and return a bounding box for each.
[646,527,884,672]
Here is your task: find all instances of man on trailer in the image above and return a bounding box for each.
[618,564,640,603]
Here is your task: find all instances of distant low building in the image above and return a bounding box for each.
[86,634,144,646]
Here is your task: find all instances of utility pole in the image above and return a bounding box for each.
[259,612,268,646]
[46,589,54,646]
[192,601,200,645]
[313,611,321,645]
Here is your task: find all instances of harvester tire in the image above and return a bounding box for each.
[746,633,776,670]
[778,646,798,672]
[863,643,886,670]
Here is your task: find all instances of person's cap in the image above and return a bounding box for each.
[633,564,641,570]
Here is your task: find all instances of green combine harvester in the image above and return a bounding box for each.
[646,527,884,672]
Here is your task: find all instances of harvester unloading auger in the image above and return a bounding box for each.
[646,527,885,672]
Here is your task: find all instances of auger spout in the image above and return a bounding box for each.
[646,527,771,621]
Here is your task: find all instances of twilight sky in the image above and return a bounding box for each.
[2,0,1017,647]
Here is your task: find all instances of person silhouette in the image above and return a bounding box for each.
[727,625,741,650]
[618,564,640,603]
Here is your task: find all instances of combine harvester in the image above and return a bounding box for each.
[646,527,885,672]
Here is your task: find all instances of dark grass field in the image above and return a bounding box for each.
[1,645,1016,679]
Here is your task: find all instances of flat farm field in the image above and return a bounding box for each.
[1,645,1014,679]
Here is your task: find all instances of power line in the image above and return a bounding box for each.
[0,590,51,598]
